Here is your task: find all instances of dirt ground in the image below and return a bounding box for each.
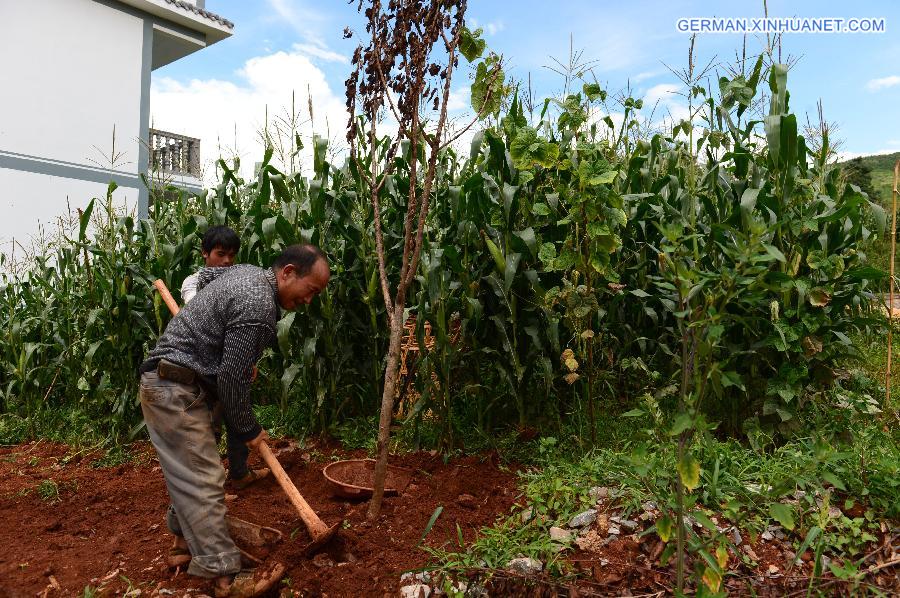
[0,440,519,597]
[2,440,896,598]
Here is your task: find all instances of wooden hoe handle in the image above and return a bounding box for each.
[256,441,330,539]
[153,279,181,315]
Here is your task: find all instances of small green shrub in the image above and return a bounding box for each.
[37,479,60,502]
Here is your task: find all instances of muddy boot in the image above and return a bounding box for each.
[167,536,191,568]
[230,468,270,491]
[214,562,285,598]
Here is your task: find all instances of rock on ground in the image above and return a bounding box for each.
[399,583,431,598]
[575,529,607,552]
[549,526,574,542]
[588,486,609,501]
[507,557,543,575]
[568,509,598,528]
[400,571,431,585]
[610,515,639,530]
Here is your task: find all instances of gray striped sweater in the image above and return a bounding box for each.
[142,264,280,442]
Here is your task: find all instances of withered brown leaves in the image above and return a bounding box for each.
[345,0,466,145]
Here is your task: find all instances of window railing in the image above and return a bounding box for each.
[149,128,201,177]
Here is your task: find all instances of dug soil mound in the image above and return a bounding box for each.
[0,440,518,597]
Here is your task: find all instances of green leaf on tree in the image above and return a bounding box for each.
[458,27,486,62]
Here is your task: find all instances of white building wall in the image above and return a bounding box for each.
[0,0,147,258]
[0,169,140,254]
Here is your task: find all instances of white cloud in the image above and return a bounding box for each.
[292,43,348,63]
[643,83,680,106]
[467,18,504,36]
[590,109,626,135]
[643,83,690,123]
[631,71,660,84]
[266,0,329,46]
[866,75,900,92]
[566,22,645,73]
[446,87,470,112]
[150,49,350,184]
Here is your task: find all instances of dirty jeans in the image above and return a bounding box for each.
[139,371,241,579]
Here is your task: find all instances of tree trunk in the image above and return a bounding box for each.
[367,303,406,521]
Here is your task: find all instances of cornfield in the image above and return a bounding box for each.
[0,56,886,449]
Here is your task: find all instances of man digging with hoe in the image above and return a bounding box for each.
[139,244,330,597]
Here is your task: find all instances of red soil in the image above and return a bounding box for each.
[0,440,518,597]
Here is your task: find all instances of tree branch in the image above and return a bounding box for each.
[403,24,464,289]
[366,116,397,321]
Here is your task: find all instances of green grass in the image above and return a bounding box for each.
[426,426,898,589]
[36,479,60,502]
[851,324,900,411]
[0,407,119,447]
[89,445,147,469]
[422,330,900,591]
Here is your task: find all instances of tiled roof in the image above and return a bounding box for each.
[162,0,234,29]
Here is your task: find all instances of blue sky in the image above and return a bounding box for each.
[151,0,900,179]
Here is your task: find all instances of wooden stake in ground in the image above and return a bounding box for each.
[345,0,503,521]
[888,160,899,411]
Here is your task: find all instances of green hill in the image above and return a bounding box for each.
[863,152,898,203]
[839,152,899,277]
[841,151,899,204]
